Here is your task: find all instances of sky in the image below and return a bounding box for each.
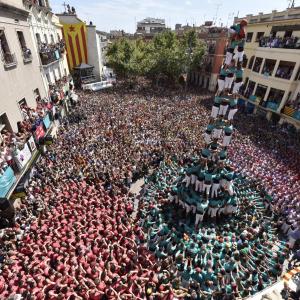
[50,0,292,33]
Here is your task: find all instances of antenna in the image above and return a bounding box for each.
[288,0,295,8]
[62,1,67,13]
[213,2,222,25]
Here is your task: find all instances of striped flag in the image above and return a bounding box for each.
[62,23,88,70]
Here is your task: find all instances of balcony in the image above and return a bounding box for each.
[22,48,33,64]
[1,53,17,69]
[259,36,300,49]
[39,42,65,66]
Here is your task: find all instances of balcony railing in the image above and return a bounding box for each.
[1,52,17,69]
[39,42,65,66]
[283,105,300,121]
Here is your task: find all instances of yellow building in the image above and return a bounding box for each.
[235,7,300,129]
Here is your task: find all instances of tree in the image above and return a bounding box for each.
[106,30,206,85]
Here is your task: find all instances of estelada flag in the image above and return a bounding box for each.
[62,23,88,70]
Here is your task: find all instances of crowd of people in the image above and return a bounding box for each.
[0,76,299,299]
[259,35,300,49]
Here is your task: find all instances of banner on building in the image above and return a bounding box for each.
[62,23,88,70]
[28,136,36,152]
[35,124,45,141]
[0,167,16,198]
[43,114,51,129]
[14,144,32,171]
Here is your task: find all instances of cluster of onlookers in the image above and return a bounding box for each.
[259,36,300,49]
[0,80,299,299]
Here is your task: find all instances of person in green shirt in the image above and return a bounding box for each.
[211,96,222,119]
[233,62,244,95]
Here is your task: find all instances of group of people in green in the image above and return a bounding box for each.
[141,160,288,299]
[139,19,291,299]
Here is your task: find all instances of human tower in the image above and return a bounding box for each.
[171,20,248,225]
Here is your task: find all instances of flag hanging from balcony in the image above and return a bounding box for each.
[62,23,88,70]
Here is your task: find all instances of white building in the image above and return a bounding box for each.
[0,0,47,132]
[23,0,69,91]
[136,17,166,37]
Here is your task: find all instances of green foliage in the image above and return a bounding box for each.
[106,30,206,83]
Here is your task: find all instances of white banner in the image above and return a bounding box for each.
[14,143,32,171]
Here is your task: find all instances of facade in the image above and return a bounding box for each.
[23,0,69,90]
[135,17,166,38]
[86,24,105,80]
[235,7,300,128]
[190,27,227,92]
[0,0,47,132]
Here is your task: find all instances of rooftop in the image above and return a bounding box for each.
[235,7,300,25]
[137,17,165,25]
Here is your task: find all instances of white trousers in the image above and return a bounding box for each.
[233,50,244,62]
[182,175,191,187]
[191,174,197,185]
[227,181,234,196]
[225,51,233,66]
[222,135,232,147]
[195,180,203,192]
[228,108,238,120]
[233,81,243,94]
[195,213,204,225]
[217,79,225,92]
[211,183,220,198]
[208,207,218,218]
[203,183,211,195]
[211,106,219,118]
[204,133,212,145]
[225,77,234,90]
[213,128,222,139]
[219,104,229,116]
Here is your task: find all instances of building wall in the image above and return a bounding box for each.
[0,1,47,131]
[236,8,300,128]
[86,25,102,79]
[26,7,68,91]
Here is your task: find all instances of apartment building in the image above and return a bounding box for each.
[135,18,167,39]
[23,0,69,89]
[236,7,300,128]
[0,0,47,132]
[190,27,227,92]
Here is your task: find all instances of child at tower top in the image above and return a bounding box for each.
[225,19,248,66]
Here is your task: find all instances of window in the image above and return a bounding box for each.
[262,59,276,76]
[248,56,255,70]
[246,32,253,42]
[255,32,264,42]
[267,88,285,105]
[295,66,300,81]
[17,31,32,62]
[50,34,54,44]
[275,60,295,80]
[18,98,28,119]
[245,80,256,98]
[284,30,293,38]
[17,31,26,49]
[34,88,41,102]
[44,34,48,44]
[0,30,16,67]
[253,57,263,73]
[255,84,268,104]
[36,33,41,45]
